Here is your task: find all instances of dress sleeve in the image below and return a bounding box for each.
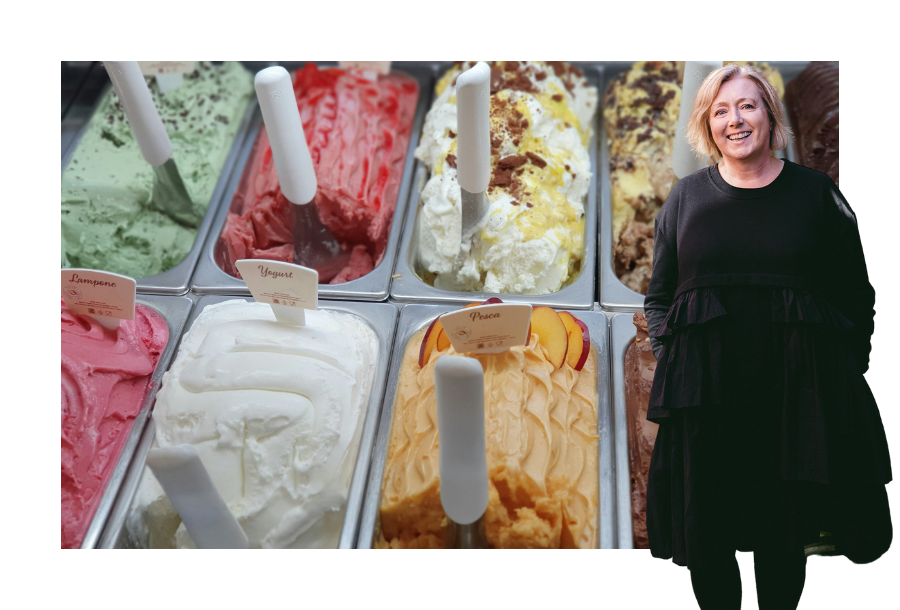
[828,184,875,373]
[644,216,678,361]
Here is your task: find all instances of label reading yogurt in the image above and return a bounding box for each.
[236,260,318,316]
[138,61,195,75]
[61,269,136,321]
[440,303,532,354]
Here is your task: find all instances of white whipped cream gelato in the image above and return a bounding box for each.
[131,300,377,548]
[415,61,597,295]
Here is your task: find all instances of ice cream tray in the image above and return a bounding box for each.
[61,69,258,296]
[98,295,399,549]
[189,62,436,302]
[388,64,601,311]
[80,294,193,549]
[598,61,810,311]
[357,303,615,549]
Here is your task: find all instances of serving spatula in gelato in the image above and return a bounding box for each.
[254,66,350,283]
[456,62,492,249]
[146,444,249,549]
[434,355,490,548]
[103,61,201,228]
[673,61,724,179]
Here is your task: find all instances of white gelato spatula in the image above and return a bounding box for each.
[146,444,249,549]
[103,61,201,227]
[673,61,724,179]
[254,67,350,283]
[456,62,492,247]
[434,355,490,548]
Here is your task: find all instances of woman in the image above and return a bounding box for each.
[643,64,892,609]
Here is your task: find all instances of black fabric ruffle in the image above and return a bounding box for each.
[647,285,890,485]
[649,288,727,417]
[645,285,892,568]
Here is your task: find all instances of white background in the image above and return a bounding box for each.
[20,1,898,608]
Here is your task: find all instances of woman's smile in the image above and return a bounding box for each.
[709,76,771,163]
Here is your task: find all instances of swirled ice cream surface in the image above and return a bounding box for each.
[132,300,377,548]
[415,61,597,295]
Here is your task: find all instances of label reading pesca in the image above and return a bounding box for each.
[440,303,532,355]
[235,260,318,310]
[138,61,196,75]
[61,269,136,320]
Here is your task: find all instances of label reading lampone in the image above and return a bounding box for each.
[440,303,532,355]
[235,260,318,311]
[138,61,196,75]
[61,269,136,320]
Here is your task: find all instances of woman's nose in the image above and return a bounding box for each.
[730,107,743,126]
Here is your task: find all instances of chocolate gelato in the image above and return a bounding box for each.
[786,61,839,186]
[624,312,659,548]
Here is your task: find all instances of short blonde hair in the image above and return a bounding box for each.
[686,63,791,161]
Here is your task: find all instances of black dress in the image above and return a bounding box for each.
[643,159,892,570]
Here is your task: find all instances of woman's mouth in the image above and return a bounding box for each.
[727,131,751,141]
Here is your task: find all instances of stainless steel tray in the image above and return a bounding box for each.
[389,64,600,310]
[598,61,810,311]
[61,68,257,295]
[99,295,399,549]
[610,311,638,549]
[79,294,193,549]
[190,64,435,301]
[357,303,614,548]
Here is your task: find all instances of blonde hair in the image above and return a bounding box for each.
[686,63,791,161]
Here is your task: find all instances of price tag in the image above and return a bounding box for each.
[61,269,136,330]
[235,259,317,326]
[338,61,392,81]
[440,303,532,355]
[138,62,195,94]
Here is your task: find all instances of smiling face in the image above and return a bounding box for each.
[709,76,772,164]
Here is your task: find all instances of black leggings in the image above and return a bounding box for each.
[690,548,807,610]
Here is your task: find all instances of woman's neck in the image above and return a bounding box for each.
[718,155,784,188]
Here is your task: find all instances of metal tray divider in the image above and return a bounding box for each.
[610,313,638,549]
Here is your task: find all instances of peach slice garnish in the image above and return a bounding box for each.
[419,317,444,367]
[558,311,590,371]
[530,306,568,368]
[436,328,451,352]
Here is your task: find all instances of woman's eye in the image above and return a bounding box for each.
[715,109,726,116]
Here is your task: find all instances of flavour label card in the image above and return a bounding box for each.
[61,269,136,320]
[236,260,318,310]
[138,61,195,75]
[440,304,532,354]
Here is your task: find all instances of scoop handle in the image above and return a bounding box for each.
[147,444,249,549]
[254,66,317,205]
[456,62,491,194]
[103,61,172,167]
[434,355,489,525]
[673,61,724,179]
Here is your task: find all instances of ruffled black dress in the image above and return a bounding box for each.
[644,160,892,570]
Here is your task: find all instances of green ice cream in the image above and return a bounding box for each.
[61,62,253,278]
